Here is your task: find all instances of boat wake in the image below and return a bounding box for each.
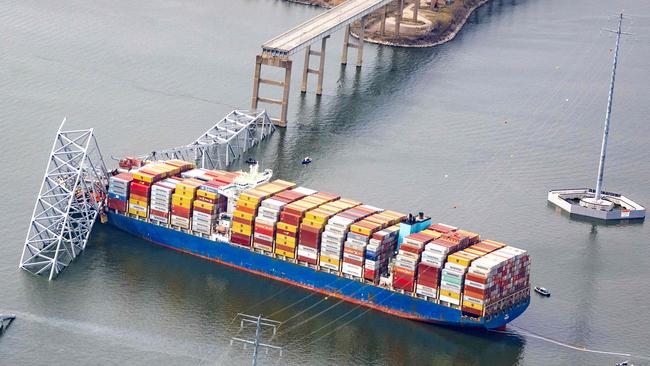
[494,325,650,361]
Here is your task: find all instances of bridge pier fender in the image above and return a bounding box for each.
[251,55,292,127]
[301,36,328,95]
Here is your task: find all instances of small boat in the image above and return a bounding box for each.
[534,286,551,297]
[301,157,312,165]
[0,314,16,335]
[245,157,258,165]
[616,361,630,366]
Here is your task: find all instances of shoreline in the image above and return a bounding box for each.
[283,0,489,48]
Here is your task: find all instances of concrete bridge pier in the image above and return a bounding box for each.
[396,0,404,36]
[251,55,292,127]
[301,36,329,95]
[341,16,366,68]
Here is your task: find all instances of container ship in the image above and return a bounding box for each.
[105,158,530,330]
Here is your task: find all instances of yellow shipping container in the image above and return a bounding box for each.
[128,207,147,218]
[275,249,295,259]
[232,223,252,235]
[275,234,296,246]
[447,254,473,267]
[301,219,324,228]
[172,194,193,206]
[350,225,372,236]
[233,210,254,221]
[236,199,259,209]
[319,255,340,266]
[197,189,218,200]
[439,290,461,300]
[128,198,148,207]
[277,222,297,233]
[462,301,484,311]
[420,229,442,239]
[194,201,214,211]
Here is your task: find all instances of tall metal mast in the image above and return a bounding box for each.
[594,13,625,201]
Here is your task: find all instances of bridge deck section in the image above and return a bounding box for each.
[262,0,392,57]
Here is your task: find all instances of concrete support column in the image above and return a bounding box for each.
[250,55,292,127]
[301,46,311,93]
[380,5,387,36]
[413,0,420,22]
[356,17,365,68]
[280,62,292,126]
[316,37,327,95]
[396,0,403,36]
[251,56,263,110]
[341,25,351,65]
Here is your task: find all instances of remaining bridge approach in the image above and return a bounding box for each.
[252,0,413,126]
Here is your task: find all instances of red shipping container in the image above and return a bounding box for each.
[130,181,151,195]
[231,233,251,247]
[343,257,363,266]
[149,208,169,218]
[254,226,275,237]
[464,286,485,298]
[236,206,256,215]
[107,198,127,212]
[462,307,482,317]
[196,196,217,204]
[232,216,253,225]
[253,237,273,247]
[417,277,439,287]
[276,228,296,238]
[171,205,191,218]
[297,255,317,265]
[279,212,301,226]
[466,273,487,284]
[193,205,214,214]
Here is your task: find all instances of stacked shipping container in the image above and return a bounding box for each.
[343,211,405,279]
[364,225,400,284]
[252,187,316,253]
[274,192,339,259]
[108,173,132,213]
[320,205,380,271]
[297,199,361,265]
[232,181,295,247]
[463,242,530,317]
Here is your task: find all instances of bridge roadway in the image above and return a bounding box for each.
[262,0,394,57]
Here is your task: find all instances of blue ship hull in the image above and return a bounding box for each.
[107,212,529,330]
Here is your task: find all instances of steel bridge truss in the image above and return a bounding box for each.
[20,119,109,280]
[144,110,275,170]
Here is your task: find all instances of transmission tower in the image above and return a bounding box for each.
[19,118,109,280]
[230,313,283,366]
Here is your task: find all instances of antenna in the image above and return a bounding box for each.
[230,313,283,366]
[594,13,632,202]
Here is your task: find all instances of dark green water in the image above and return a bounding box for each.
[1,0,649,365]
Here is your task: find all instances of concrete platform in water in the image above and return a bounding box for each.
[548,189,645,221]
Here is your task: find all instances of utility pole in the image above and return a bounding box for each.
[230,313,282,366]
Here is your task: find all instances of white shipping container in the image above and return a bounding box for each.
[297,245,317,260]
[320,260,340,271]
[416,284,437,298]
[439,295,461,306]
[293,186,317,196]
[343,252,363,262]
[342,262,363,278]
